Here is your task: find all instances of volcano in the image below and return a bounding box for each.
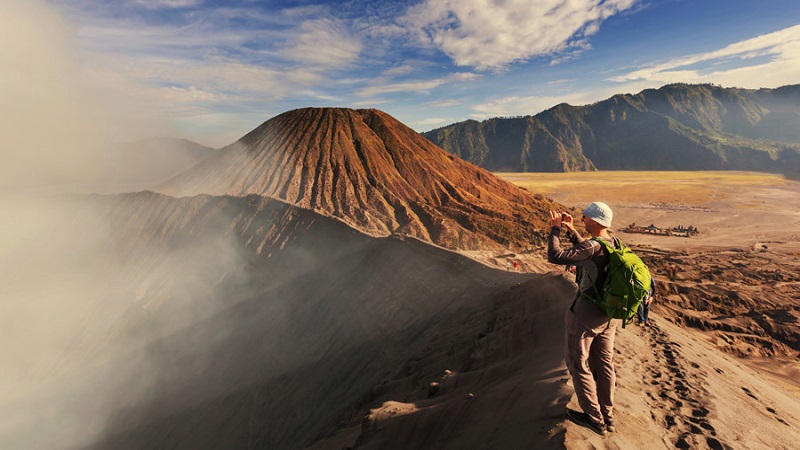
[161,108,560,250]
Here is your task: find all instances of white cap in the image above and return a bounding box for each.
[583,202,613,228]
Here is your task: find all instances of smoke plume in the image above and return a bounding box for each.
[0,0,174,193]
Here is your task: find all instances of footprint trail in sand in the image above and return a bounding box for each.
[640,322,727,449]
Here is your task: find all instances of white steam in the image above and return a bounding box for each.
[0,194,255,449]
[0,2,243,448]
[0,0,176,193]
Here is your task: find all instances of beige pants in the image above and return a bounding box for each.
[565,298,617,424]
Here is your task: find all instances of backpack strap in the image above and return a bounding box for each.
[577,237,619,329]
[577,237,611,306]
[595,235,622,251]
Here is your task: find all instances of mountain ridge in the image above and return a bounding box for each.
[423,83,800,175]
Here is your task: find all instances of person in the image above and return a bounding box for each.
[547,202,618,436]
[637,278,656,326]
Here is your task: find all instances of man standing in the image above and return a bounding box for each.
[547,202,618,436]
[638,278,657,326]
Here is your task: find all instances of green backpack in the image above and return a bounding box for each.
[584,237,652,328]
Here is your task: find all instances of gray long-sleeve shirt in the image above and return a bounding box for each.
[547,226,617,301]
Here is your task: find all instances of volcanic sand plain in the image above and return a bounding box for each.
[499,170,800,251]
[499,170,800,360]
[499,170,800,448]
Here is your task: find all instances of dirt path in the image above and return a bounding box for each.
[562,315,724,449]
[638,321,724,449]
[587,312,800,450]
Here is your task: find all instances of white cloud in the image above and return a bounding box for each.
[79,24,253,57]
[468,84,651,119]
[383,63,418,76]
[468,24,800,123]
[134,0,202,9]
[401,0,638,70]
[160,85,228,105]
[173,59,285,95]
[39,1,384,147]
[355,72,480,98]
[68,8,363,101]
[471,95,561,119]
[611,24,800,88]
[348,98,393,107]
[413,117,450,127]
[282,18,363,68]
[424,99,463,107]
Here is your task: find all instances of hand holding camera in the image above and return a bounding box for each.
[549,210,563,227]
[550,211,576,231]
[561,212,575,230]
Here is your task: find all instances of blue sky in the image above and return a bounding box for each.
[7,0,800,148]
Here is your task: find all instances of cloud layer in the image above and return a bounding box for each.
[11,0,799,146]
[611,24,800,87]
[403,0,638,70]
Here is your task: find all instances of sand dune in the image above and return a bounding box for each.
[612,316,800,449]
[307,284,799,449]
[309,275,577,449]
[306,289,798,449]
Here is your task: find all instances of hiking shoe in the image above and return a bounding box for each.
[605,419,615,432]
[567,409,607,436]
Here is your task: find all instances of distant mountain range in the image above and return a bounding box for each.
[423,83,800,175]
[92,137,217,192]
[115,137,216,181]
